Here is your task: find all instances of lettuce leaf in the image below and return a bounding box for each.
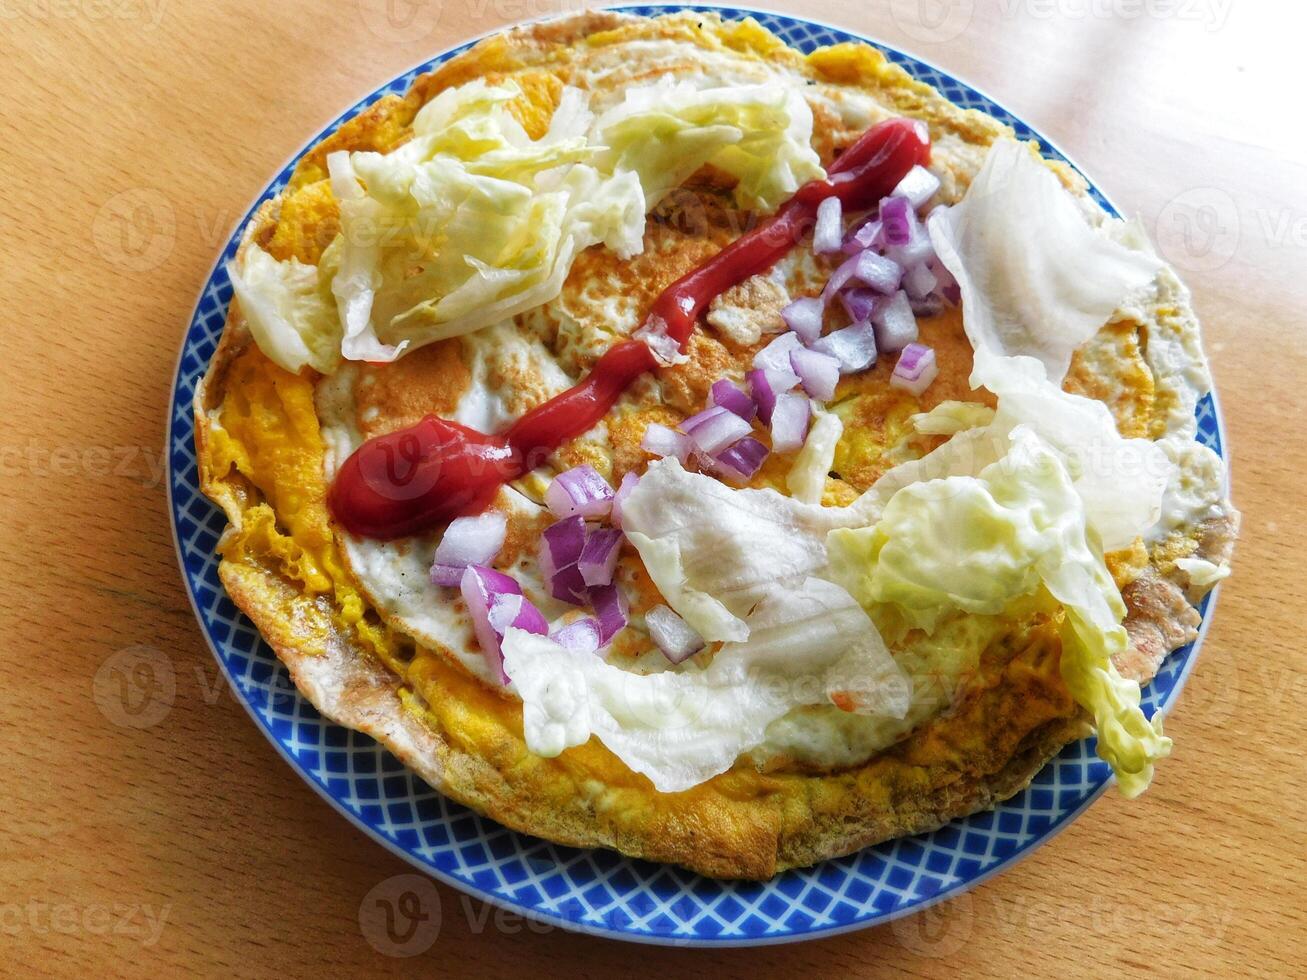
[927,139,1161,384]
[231,77,825,373]
[620,459,866,642]
[227,236,340,375]
[501,577,908,792]
[829,427,1170,794]
[593,78,824,211]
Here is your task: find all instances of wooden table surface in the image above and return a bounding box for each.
[3,0,1303,975]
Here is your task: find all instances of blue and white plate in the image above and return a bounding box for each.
[168,4,1224,946]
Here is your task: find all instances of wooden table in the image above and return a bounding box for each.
[3,1,1303,974]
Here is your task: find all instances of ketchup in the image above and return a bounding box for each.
[329,118,931,539]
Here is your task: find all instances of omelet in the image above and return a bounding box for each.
[195,11,1237,879]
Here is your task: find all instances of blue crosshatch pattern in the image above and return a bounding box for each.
[167,5,1225,945]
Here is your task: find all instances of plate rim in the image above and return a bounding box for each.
[165,1,1227,947]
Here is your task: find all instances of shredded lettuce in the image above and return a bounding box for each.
[231,77,825,373]
[620,459,866,642]
[227,238,340,375]
[872,352,1172,553]
[910,400,995,436]
[501,577,908,792]
[829,427,1171,794]
[927,139,1161,384]
[593,79,824,211]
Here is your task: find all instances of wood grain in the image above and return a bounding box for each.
[1,1,1302,975]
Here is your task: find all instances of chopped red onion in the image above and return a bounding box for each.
[712,436,769,483]
[610,471,638,529]
[843,217,881,255]
[872,290,918,354]
[903,261,939,301]
[747,367,800,424]
[789,347,841,401]
[645,605,704,664]
[823,248,901,302]
[546,563,587,606]
[545,465,614,520]
[633,315,687,366]
[541,516,586,567]
[641,422,691,463]
[853,249,903,294]
[880,195,913,246]
[551,617,603,655]
[589,584,628,643]
[710,378,757,420]
[769,392,811,453]
[752,331,805,373]
[539,517,588,605]
[781,296,825,345]
[890,343,939,396]
[892,165,941,209]
[579,527,623,587]
[431,512,508,587]
[813,196,843,254]
[460,565,547,684]
[839,287,879,324]
[681,405,752,456]
[883,211,934,267]
[812,320,878,374]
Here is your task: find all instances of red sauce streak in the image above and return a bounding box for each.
[329,118,931,539]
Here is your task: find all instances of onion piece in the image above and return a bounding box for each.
[839,287,879,324]
[680,405,752,456]
[541,516,586,567]
[853,249,903,294]
[710,379,757,420]
[871,289,918,354]
[752,331,805,373]
[812,320,878,374]
[460,565,547,684]
[539,516,588,605]
[903,261,939,301]
[813,196,843,254]
[884,211,934,267]
[843,217,881,255]
[781,296,825,345]
[610,471,638,529]
[579,527,623,587]
[823,248,902,302]
[712,436,769,483]
[880,195,914,245]
[890,342,939,396]
[632,315,688,366]
[747,367,800,424]
[892,164,941,209]
[641,422,691,463]
[544,465,614,520]
[550,617,603,655]
[645,605,704,664]
[769,392,811,453]
[431,513,507,587]
[589,584,628,643]
[789,347,841,401]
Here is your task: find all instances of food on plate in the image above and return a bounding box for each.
[195,11,1237,879]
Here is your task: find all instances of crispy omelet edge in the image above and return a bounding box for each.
[193,10,1233,879]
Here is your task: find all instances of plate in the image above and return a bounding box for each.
[167,3,1224,946]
